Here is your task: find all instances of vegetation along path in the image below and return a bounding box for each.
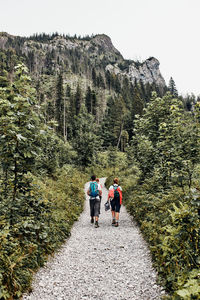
[23,178,165,300]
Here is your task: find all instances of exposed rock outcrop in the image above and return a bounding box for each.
[0,32,166,89]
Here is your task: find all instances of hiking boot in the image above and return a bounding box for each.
[115,222,119,227]
[91,217,94,223]
[95,221,99,228]
[112,219,116,226]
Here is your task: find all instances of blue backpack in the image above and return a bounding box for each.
[89,182,99,197]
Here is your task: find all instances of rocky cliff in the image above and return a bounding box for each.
[0,32,166,89]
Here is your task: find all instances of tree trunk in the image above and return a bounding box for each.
[63,98,66,140]
[117,121,124,149]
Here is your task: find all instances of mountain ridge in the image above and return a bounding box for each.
[0,32,166,90]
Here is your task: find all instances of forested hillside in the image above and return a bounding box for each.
[0,32,199,299]
[0,32,169,153]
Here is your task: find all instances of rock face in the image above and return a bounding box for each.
[106,57,165,87]
[128,57,165,86]
[0,32,166,89]
[92,34,122,56]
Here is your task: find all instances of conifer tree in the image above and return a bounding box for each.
[168,77,178,97]
[85,86,92,113]
[92,68,97,86]
[75,84,82,115]
[73,106,99,166]
[101,96,127,149]
[105,70,111,90]
[55,73,64,136]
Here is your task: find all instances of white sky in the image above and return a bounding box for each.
[1,0,200,96]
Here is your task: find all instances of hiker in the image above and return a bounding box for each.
[96,178,102,214]
[87,175,102,228]
[108,178,122,227]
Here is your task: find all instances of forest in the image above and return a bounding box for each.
[0,33,199,299]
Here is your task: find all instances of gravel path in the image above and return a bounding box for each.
[23,178,165,300]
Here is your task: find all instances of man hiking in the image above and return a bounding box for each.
[96,178,102,214]
[108,178,122,227]
[87,175,102,228]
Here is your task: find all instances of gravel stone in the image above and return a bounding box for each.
[23,178,165,300]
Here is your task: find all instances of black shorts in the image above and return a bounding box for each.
[110,198,121,213]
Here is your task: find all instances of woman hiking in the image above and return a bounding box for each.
[108,178,122,227]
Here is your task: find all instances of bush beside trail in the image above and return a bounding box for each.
[125,182,200,298]
[107,164,200,299]
[114,92,200,299]
[0,166,86,299]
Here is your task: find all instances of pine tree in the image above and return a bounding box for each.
[168,77,178,97]
[85,86,92,113]
[73,106,99,166]
[55,73,64,136]
[75,84,82,115]
[92,68,97,86]
[101,96,127,149]
[105,70,111,90]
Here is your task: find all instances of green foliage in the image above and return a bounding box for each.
[168,77,178,98]
[120,92,200,298]
[123,181,200,298]
[0,62,86,299]
[36,126,75,176]
[0,64,42,218]
[132,92,200,186]
[72,105,100,166]
[0,166,86,299]
[101,96,128,149]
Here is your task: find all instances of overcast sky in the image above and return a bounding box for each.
[1,0,200,96]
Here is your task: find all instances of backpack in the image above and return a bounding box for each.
[89,182,99,197]
[113,185,120,201]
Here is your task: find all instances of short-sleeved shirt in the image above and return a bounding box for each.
[88,181,102,198]
[109,184,122,191]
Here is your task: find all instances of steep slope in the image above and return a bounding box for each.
[0,32,167,148]
[0,32,165,89]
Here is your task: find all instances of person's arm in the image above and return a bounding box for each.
[87,184,91,196]
[98,184,102,196]
[107,186,113,201]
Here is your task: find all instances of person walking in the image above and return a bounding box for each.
[87,175,102,228]
[108,178,122,227]
[96,178,102,214]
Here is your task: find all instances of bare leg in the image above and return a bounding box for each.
[111,211,116,225]
[115,212,119,221]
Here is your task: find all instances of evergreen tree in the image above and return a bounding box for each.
[92,90,98,116]
[92,68,97,86]
[101,96,127,149]
[105,70,111,90]
[132,85,144,116]
[168,77,178,97]
[85,86,92,113]
[72,106,99,166]
[97,73,105,89]
[55,73,64,136]
[75,84,82,115]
